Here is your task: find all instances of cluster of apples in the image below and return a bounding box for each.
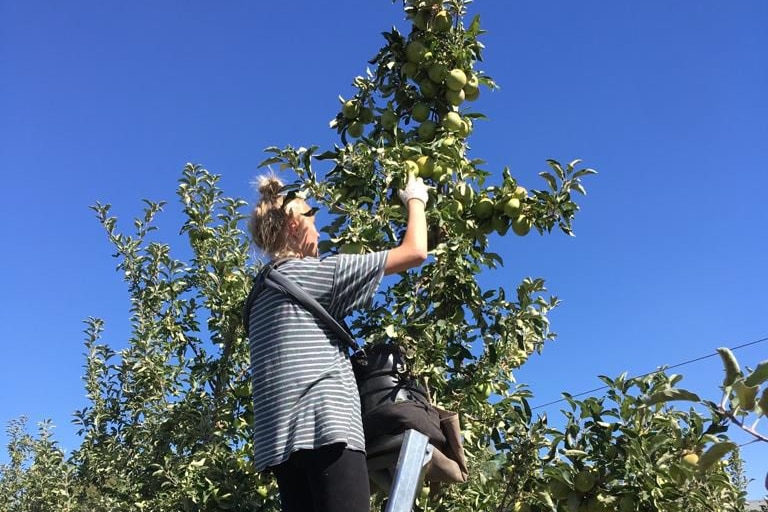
[400,38,479,141]
[332,0,480,146]
[340,99,376,139]
[405,153,534,237]
[449,181,533,237]
[330,1,536,243]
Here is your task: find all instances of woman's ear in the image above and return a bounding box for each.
[285,215,301,236]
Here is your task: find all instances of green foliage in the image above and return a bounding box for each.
[0,165,280,511]
[0,418,76,511]
[417,372,748,512]
[0,164,751,512]
[713,347,768,445]
[67,165,272,511]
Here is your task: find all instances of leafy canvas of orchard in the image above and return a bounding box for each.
[2,1,764,511]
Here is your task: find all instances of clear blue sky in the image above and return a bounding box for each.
[1,0,766,500]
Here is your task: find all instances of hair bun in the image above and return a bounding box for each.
[257,175,284,203]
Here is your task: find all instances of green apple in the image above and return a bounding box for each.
[419,78,438,98]
[431,163,447,181]
[446,68,467,91]
[432,10,452,32]
[573,469,597,493]
[445,88,465,106]
[427,63,446,83]
[464,85,480,101]
[404,160,420,176]
[441,111,463,132]
[342,100,360,120]
[418,120,437,141]
[448,198,464,216]
[463,73,479,98]
[380,109,398,130]
[491,214,509,235]
[358,107,374,124]
[401,62,419,79]
[472,198,494,219]
[682,453,699,467]
[453,182,474,206]
[548,479,572,500]
[511,215,532,236]
[406,41,427,63]
[347,121,364,138]
[441,135,456,147]
[502,197,521,217]
[412,10,428,31]
[412,102,430,122]
[415,155,434,178]
[457,118,472,137]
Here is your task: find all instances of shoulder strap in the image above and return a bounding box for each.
[242,259,360,352]
[242,259,285,337]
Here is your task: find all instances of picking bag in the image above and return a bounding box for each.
[352,342,468,484]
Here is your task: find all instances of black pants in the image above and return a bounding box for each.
[272,443,370,512]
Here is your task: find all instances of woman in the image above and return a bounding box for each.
[246,172,430,512]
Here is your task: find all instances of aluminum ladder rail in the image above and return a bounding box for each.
[384,429,434,512]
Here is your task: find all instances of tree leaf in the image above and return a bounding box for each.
[743,360,768,387]
[570,182,587,196]
[257,156,284,168]
[645,388,700,405]
[316,150,339,161]
[757,387,768,416]
[566,159,582,171]
[732,378,759,410]
[538,171,558,191]
[697,441,737,471]
[572,167,597,178]
[546,159,565,180]
[716,347,741,387]
[467,14,482,36]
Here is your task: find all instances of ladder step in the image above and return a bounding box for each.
[384,430,433,512]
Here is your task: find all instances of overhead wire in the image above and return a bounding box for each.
[529,335,768,411]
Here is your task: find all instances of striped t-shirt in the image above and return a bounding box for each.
[247,251,389,471]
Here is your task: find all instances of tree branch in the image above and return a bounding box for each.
[721,407,768,443]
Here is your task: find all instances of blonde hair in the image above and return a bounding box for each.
[248,174,305,259]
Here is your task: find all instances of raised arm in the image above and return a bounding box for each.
[384,176,429,275]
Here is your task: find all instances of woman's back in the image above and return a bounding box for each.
[247,252,387,471]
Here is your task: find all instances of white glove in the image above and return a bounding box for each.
[398,176,429,206]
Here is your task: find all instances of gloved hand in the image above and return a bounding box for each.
[398,175,430,206]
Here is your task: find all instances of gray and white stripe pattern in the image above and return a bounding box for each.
[248,251,388,471]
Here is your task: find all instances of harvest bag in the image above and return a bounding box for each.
[243,260,468,484]
[352,343,444,446]
[351,342,468,484]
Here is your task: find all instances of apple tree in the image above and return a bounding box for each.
[1,167,278,511]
